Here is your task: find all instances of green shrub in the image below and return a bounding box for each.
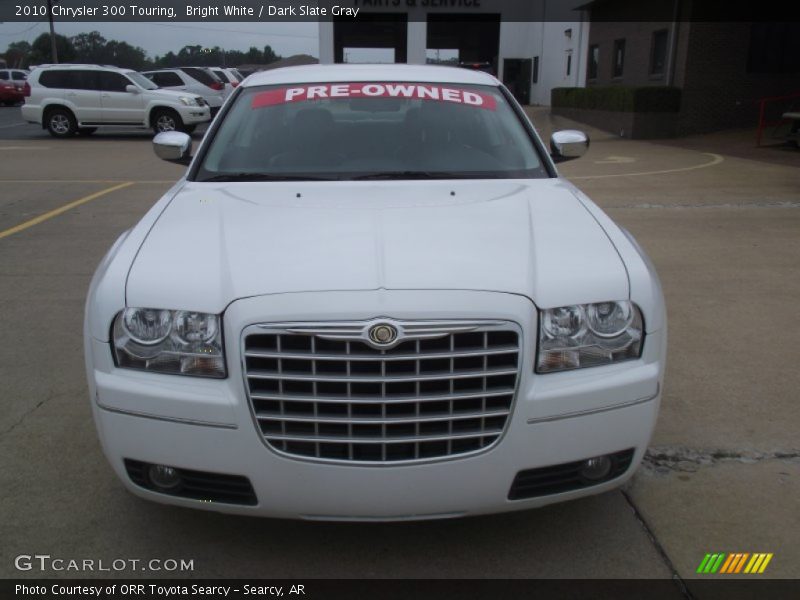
[551,86,681,113]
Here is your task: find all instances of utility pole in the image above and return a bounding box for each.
[47,0,59,63]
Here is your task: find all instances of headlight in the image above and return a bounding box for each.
[113,308,225,378]
[537,301,643,373]
[178,96,194,106]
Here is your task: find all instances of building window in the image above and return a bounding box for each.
[532,56,539,83]
[612,39,625,78]
[650,29,669,76]
[566,53,572,76]
[425,48,459,65]
[588,44,599,80]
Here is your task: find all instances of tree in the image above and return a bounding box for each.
[245,46,261,64]
[155,51,177,68]
[102,40,150,70]
[29,32,75,65]
[71,31,107,64]
[263,45,280,64]
[4,41,32,68]
[176,45,205,66]
[14,32,285,70]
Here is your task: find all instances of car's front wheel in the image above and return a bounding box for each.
[152,109,184,134]
[46,108,77,138]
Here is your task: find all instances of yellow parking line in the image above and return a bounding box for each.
[0,181,134,241]
[570,153,724,179]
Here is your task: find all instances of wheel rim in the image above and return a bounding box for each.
[50,114,70,134]
[156,115,176,132]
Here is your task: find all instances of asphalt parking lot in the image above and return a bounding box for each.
[0,102,798,588]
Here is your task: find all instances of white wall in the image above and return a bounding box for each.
[527,20,589,105]
[406,21,427,65]
[319,21,334,64]
[498,21,541,73]
[497,20,588,105]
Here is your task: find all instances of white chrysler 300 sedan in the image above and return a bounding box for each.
[84,65,666,520]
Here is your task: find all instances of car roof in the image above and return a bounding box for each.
[243,64,500,88]
[32,64,129,73]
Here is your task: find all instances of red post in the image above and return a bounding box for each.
[757,98,765,147]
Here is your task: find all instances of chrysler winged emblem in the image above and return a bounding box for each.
[368,323,398,346]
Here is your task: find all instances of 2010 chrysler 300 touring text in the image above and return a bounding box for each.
[84,65,666,520]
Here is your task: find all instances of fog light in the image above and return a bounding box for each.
[148,464,181,490]
[579,456,612,481]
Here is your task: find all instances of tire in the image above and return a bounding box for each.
[78,127,97,136]
[152,109,183,134]
[45,108,77,138]
[182,124,197,134]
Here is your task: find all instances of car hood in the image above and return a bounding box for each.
[126,179,629,313]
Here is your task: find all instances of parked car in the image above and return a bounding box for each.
[85,64,666,520]
[459,61,496,76]
[0,68,28,106]
[142,67,226,116]
[21,64,210,137]
[209,68,242,98]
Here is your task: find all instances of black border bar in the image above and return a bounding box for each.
[3,0,800,23]
[4,579,800,600]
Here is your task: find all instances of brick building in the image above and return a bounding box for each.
[583,0,800,133]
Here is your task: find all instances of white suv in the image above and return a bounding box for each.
[21,64,211,137]
[142,67,226,116]
[209,67,243,99]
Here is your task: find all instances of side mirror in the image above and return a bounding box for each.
[125,84,140,94]
[550,130,589,163]
[153,131,192,165]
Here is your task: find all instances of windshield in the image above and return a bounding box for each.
[126,71,158,90]
[194,82,547,181]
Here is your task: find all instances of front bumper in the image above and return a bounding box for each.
[178,105,211,124]
[87,290,664,520]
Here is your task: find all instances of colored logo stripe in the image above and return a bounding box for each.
[719,553,735,573]
[724,553,749,573]
[745,553,773,574]
[697,553,726,573]
[697,553,773,574]
[696,554,713,573]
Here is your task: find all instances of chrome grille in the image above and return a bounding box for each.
[242,320,521,463]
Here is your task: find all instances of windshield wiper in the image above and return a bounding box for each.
[200,173,338,182]
[349,171,464,180]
